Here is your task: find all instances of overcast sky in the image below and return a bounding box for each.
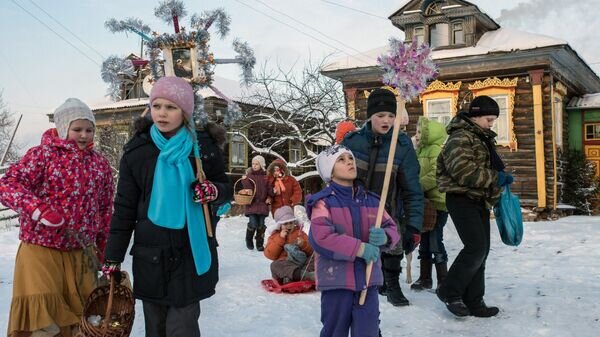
[1,0,598,151]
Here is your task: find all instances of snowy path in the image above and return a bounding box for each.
[1,216,599,336]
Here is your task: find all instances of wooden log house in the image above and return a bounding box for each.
[321,0,600,217]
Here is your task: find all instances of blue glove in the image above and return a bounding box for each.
[368,227,387,246]
[358,243,379,263]
[497,171,514,187]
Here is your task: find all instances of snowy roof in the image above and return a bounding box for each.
[90,76,250,111]
[322,28,567,72]
[567,93,600,109]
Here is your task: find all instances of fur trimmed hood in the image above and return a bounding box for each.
[133,115,227,150]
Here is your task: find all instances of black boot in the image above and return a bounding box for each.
[255,225,266,252]
[436,288,470,317]
[467,300,499,317]
[435,262,448,291]
[245,226,255,250]
[382,254,409,306]
[411,258,432,291]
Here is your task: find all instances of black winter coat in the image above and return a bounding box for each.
[104,119,233,307]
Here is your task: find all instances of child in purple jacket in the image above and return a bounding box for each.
[308,145,400,337]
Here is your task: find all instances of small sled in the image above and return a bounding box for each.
[261,278,316,294]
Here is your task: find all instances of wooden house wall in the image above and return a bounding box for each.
[342,75,562,209]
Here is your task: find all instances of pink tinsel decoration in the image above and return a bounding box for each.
[377,38,438,101]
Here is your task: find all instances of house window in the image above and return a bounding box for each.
[230,133,246,167]
[414,26,425,45]
[426,98,452,125]
[289,140,302,164]
[425,2,444,15]
[553,97,564,149]
[487,95,509,143]
[429,23,449,48]
[585,124,600,140]
[452,22,464,44]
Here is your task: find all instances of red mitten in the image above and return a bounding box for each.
[32,204,64,227]
[192,180,219,204]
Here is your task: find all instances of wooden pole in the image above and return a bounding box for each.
[359,99,405,305]
[195,157,214,238]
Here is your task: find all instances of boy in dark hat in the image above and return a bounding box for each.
[341,88,424,307]
[436,95,514,317]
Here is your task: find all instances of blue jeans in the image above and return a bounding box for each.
[418,210,449,264]
[247,214,266,229]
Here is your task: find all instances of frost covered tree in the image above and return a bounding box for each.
[561,150,600,215]
[234,59,345,178]
[0,91,21,165]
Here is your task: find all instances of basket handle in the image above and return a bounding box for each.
[234,177,256,195]
[102,276,115,331]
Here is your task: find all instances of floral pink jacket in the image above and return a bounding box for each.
[0,129,114,256]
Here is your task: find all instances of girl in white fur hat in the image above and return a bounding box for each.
[0,98,114,337]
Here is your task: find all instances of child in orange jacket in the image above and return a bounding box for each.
[264,206,314,284]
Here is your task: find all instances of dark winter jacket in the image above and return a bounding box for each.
[437,114,502,209]
[341,122,424,230]
[267,160,302,216]
[241,168,272,216]
[103,118,233,307]
[416,117,447,211]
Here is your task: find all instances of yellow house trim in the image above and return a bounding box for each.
[468,77,518,90]
[529,70,546,208]
[419,80,462,118]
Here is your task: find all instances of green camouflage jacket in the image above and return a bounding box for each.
[436,114,501,209]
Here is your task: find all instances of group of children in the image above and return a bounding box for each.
[0,76,512,337]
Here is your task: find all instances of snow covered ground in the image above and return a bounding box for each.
[1,215,599,337]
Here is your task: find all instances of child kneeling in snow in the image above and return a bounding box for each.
[264,206,315,284]
[308,145,400,337]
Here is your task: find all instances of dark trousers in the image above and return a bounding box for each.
[320,287,380,337]
[247,214,266,229]
[418,210,449,264]
[440,193,490,306]
[143,301,201,337]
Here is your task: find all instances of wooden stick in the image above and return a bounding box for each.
[406,252,413,283]
[103,276,115,331]
[196,157,214,238]
[359,99,405,305]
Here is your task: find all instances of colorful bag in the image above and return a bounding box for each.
[493,186,523,246]
[421,198,437,233]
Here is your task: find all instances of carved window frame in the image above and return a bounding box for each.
[468,77,519,151]
[420,80,462,124]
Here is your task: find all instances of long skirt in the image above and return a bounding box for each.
[7,242,98,336]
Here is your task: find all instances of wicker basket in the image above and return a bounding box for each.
[421,198,438,233]
[76,277,135,337]
[233,177,256,206]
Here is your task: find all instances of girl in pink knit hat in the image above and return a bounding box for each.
[102,76,233,337]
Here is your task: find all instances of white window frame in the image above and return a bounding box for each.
[289,140,302,164]
[426,98,452,125]
[230,133,247,167]
[489,94,510,143]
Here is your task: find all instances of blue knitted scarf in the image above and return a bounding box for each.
[148,125,211,275]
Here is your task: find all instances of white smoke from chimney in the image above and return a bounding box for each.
[497,0,600,77]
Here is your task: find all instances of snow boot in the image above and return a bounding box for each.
[255,225,266,252]
[467,300,499,317]
[436,288,470,317]
[411,258,432,291]
[245,226,255,250]
[435,262,448,291]
[382,254,409,306]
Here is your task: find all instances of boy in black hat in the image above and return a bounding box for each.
[436,95,514,317]
[341,88,424,307]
